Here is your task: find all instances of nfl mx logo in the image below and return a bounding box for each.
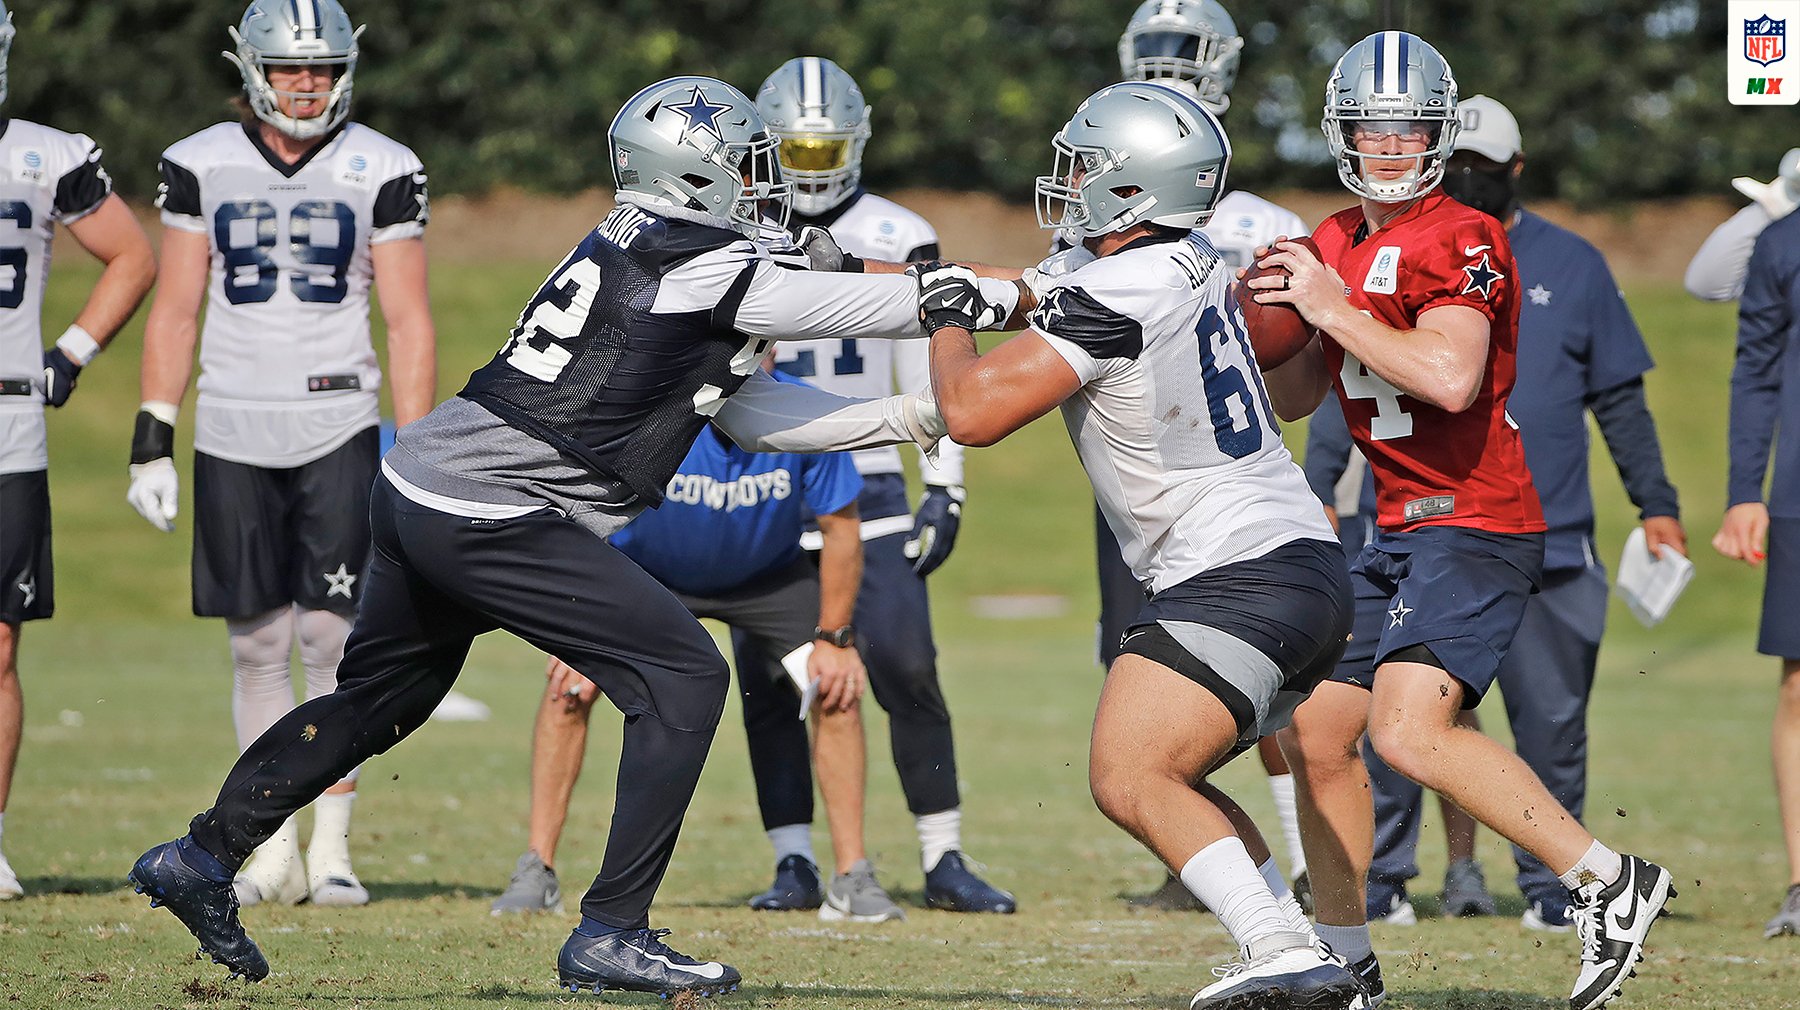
[1747,15,1787,65]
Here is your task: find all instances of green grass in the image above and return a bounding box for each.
[1,263,1796,1008]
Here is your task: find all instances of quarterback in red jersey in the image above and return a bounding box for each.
[1248,31,1671,1010]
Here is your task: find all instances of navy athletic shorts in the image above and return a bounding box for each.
[1761,517,1800,660]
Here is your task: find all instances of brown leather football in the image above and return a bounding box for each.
[1232,235,1322,370]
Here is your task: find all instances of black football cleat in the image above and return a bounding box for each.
[747,853,823,911]
[924,851,1016,914]
[557,927,741,998]
[1349,952,1386,1008]
[1568,854,1673,1010]
[129,839,269,982]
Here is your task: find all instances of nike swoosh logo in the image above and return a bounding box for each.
[1463,244,1491,256]
[640,950,725,980]
[1609,863,1640,931]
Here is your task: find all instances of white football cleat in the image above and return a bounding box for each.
[430,689,491,723]
[1192,932,1365,1010]
[0,851,22,900]
[308,865,370,907]
[1568,854,1673,1010]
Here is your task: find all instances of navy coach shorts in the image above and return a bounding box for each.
[1331,526,1544,707]
[1120,537,1352,752]
[1761,517,1800,660]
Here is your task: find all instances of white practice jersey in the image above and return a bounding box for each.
[1028,232,1333,593]
[159,122,429,467]
[1201,190,1309,270]
[0,120,113,474]
[770,191,965,493]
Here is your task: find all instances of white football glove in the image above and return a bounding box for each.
[127,457,179,533]
[1732,147,1800,220]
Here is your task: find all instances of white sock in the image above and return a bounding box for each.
[917,808,963,873]
[1267,773,1306,877]
[1259,856,1315,936]
[1315,922,1373,963]
[1257,856,1291,900]
[309,791,357,876]
[1558,839,1623,890]
[240,816,302,883]
[1179,838,1296,951]
[228,608,296,751]
[765,823,816,866]
[0,810,7,850]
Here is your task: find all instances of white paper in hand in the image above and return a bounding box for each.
[780,642,820,720]
[1615,527,1695,628]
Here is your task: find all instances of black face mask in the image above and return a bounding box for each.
[1442,164,1516,222]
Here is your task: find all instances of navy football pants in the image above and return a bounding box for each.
[189,476,730,929]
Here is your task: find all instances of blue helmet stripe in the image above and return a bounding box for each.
[1396,32,1410,93]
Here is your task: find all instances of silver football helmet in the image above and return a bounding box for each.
[756,57,871,217]
[224,0,363,140]
[0,3,14,108]
[1035,82,1231,238]
[1117,0,1243,114]
[610,76,791,237]
[1322,31,1459,203]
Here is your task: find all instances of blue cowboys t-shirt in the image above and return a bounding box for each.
[609,372,862,596]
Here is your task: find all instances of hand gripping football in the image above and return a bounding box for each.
[1233,236,1323,370]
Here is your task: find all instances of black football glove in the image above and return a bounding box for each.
[909,261,1003,332]
[41,348,82,408]
[903,484,965,576]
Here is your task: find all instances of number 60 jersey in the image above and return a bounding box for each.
[157,122,429,467]
[1028,231,1334,594]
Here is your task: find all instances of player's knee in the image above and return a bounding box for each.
[1089,751,1154,830]
[1366,714,1436,785]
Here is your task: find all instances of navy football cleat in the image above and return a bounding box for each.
[924,851,1016,913]
[557,927,741,998]
[1192,933,1366,1010]
[129,839,269,982]
[747,853,824,911]
[1349,952,1386,1008]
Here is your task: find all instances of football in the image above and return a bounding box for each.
[1232,236,1322,370]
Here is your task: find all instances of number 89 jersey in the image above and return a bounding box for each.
[1028,232,1334,593]
[158,122,429,467]
[1310,191,1543,534]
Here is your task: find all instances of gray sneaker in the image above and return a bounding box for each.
[1766,883,1800,938]
[1441,858,1497,917]
[491,851,561,914]
[818,859,904,923]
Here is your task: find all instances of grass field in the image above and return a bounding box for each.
[1,256,1797,1010]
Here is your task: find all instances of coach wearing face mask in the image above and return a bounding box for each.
[1359,95,1687,931]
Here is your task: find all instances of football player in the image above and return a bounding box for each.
[1110,0,1319,912]
[0,0,156,900]
[1684,148,1800,303]
[882,82,1364,1009]
[130,74,1010,997]
[744,55,1013,914]
[127,0,435,909]
[1251,32,1671,1010]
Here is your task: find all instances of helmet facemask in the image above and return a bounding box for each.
[1119,23,1242,114]
[0,9,15,109]
[225,14,362,141]
[1327,114,1456,203]
[775,117,869,217]
[730,131,793,238]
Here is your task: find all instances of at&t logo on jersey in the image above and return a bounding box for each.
[1363,246,1401,294]
[12,148,43,183]
[1730,1,1799,105]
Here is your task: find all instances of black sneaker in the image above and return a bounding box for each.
[1568,854,1673,1010]
[557,927,741,997]
[1441,859,1498,918]
[1349,952,1386,1008]
[129,839,269,982]
[1125,871,1208,912]
[748,854,823,911]
[924,851,1016,913]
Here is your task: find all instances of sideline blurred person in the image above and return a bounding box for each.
[1685,148,1800,303]
[0,0,155,900]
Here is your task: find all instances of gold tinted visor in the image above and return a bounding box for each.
[779,136,852,173]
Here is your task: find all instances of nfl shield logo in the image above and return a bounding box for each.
[1746,14,1787,66]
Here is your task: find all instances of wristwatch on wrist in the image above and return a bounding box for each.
[813,624,857,648]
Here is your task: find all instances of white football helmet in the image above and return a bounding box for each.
[1035,82,1231,238]
[225,0,363,140]
[756,57,872,217]
[1118,0,1243,114]
[0,2,14,108]
[610,76,791,238]
[1322,31,1459,203]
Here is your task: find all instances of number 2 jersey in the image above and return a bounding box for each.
[158,121,429,467]
[1028,231,1334,593]
[0,120,113,474]
[1311,190,1544,534]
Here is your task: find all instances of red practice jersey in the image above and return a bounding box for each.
[1311,190,1545,534]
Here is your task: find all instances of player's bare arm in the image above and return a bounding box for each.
[61,194,155,355]
[1260,335,1332,422]
[139,228,211,407]
[371,237,437,427]
[928,324,1083,448]
[1253,239,1491,412]
[811,503,866,714]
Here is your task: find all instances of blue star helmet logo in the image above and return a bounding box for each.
[1460,252,1504,300]
[666,86,731,145]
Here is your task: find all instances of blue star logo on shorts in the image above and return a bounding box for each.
[666,86,731,145]
[1388,597,1414,628]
